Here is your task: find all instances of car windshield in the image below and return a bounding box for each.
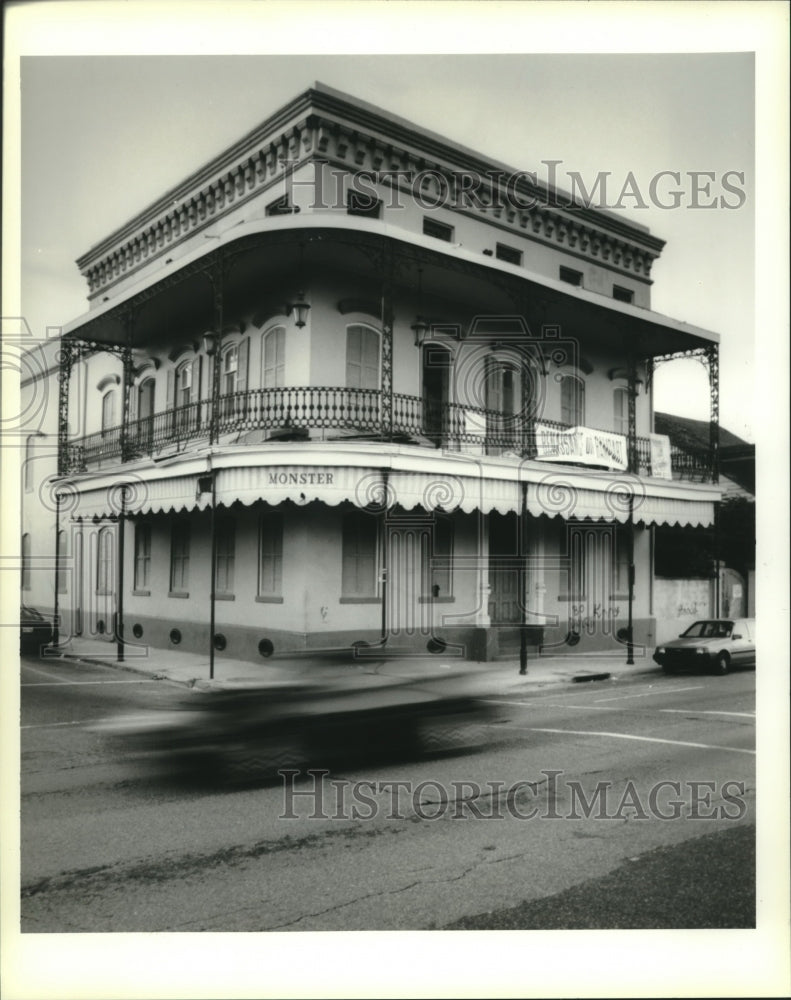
[682,621,733,639]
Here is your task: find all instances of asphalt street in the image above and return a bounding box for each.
[20,654,755,932]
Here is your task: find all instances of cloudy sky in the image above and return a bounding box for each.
[15,39,761,439]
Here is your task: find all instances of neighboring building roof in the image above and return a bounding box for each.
[655,412,754,496]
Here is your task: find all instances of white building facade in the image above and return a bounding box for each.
[22,84,723,663]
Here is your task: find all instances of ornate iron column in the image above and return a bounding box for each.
[380,250,394,441]
[119,312,136,463]
[57,340,75,476]
[207,254,225,446]
[706,343,720,484]
[626,348,638,665]
[627,349,638,476]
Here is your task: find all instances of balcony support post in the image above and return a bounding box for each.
[207,254,225,447]
[626,348,637,665]
[115,484,127,663]
[119,311,136,463]
[57,339,75,476]
[380,251,394,441]
[706,343,720,484]
[519,481,529,675]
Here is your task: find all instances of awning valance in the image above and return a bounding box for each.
[63,459,716,529]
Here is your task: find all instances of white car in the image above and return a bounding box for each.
[653,619,756,675]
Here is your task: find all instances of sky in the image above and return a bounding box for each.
[15,47,758,441]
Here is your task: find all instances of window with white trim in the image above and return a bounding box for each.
[613,387,629,436]
[169,521,190,593]
[134,523,151,591]
[345,325,380,390]
[560,374,585,426]
[97,527,113,595]
[215,517,236,595]
[341,510,378,598]
[101,390,117,435]
[258,510,283,598]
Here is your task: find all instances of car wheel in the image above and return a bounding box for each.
[662,663,677,675]
[715,653,730,676]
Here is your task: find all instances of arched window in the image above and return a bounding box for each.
[484,353,523,454]
[262,326,286,388]
[21,533,31,590]
[176,361,193,409]
[101,389,117,435]
[560,374,585,426]
[345,325,380,390]
[222,344,239,395]
[613,386,629,436]
[96,527,114,596]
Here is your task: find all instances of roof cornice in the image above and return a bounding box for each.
[76,83,666,299]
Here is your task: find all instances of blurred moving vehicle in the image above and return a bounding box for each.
[94,669,497,785]
[20,605,53,655]
[653,618,756,675]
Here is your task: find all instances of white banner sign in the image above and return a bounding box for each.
[534,423,628,470]
[648,433,673,479]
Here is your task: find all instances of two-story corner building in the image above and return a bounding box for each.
[38,83,722,663]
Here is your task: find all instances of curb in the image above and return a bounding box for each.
[47,649,660,694]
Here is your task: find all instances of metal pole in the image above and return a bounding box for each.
[209,465,217,680]
[713,501,721,617]
[626,492,635,665]
[379,469,389,643]
[116,485,127,662]
[53,489,61,648]
[519,481,528,675]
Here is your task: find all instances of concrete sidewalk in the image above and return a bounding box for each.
[42,635,659,696]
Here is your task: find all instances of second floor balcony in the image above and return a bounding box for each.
[62,386,715,482]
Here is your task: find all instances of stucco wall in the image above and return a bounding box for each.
[654,577,713,644]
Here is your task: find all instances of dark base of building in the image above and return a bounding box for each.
[55,610,657,664]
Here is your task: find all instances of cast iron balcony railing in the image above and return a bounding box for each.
[62,387,714,481]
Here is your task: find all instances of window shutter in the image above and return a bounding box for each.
[191,354,203,401]
[236,337,249,394]
[129,382,138,423]
[166,368,175,410]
